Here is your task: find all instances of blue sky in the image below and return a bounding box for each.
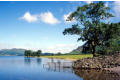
[0,1,120,53]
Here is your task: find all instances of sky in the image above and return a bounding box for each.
[0,1,120,53]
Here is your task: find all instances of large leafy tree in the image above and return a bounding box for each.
[96,23,120,54]
[63,2,114,57]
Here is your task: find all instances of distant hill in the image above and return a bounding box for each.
[0,47,84,56]
[0,48,25,56]
[0,48,54,56]
[42,53,53,55]
[70,41,95,54]
[69,46,83,54]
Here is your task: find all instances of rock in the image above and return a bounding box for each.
[74,53,120,69]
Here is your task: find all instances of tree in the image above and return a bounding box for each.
[24,50,33,56]
[86,22,120,55]
[63,2,114,57]
[24,50,28,56]
[57,52,61,55]
[32,52,36,56]
[24,50,42,57]
[36,50,42,56]
[27,50,32,56]
[99,23,120,54]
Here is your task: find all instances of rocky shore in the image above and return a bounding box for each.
[74,52,120,69]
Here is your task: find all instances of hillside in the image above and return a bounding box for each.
[0,46,84,56]
[0,48,25,56]
[70,46,83,54]
[0,48,54,56]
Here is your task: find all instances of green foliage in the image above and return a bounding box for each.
[24,50,42,57]
[56,52,62,55]
[63,1,120,56]
[96,23,120,55]
[36,50,42,56]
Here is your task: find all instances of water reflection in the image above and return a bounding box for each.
[74,69,120,80]
[0,56,81,80]
[36,58,41,65]
[43,58,73,73]
[23,57,120,80]
[24,57,31,65]
[42,58,120,80]
[24,57,42,65]
[51,58,54,63]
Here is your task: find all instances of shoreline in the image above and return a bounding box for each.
[40,56,77,61]
[24,56,78,61]
[40,54,93,61]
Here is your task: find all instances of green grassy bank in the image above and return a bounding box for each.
[41,54,93,61]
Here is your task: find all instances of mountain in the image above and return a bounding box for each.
[0,48,54,56]
[0,48,25,56]
[69,46,83,54]
[42,53,54,55]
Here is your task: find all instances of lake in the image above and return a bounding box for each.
[0,56,119,80]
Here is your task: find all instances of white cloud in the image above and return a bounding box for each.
[114,1,120,17]
[105,2,109,7]
[19,11,60,24]
[0,43,15,50]
[40,11,60,24]
[63,12,75,23]
[20,12,38,23]
[86,1,93,4]
[41,44,79,53]
[69,1,82,5]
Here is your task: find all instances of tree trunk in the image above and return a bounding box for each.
[92,46,97,57]
[92,41,97,57]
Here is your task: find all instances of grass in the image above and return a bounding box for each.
[40,54,93,61]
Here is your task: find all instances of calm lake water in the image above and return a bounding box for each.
[0,56,119,80]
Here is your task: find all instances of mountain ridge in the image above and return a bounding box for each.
[69,46,83,54]
[0,48,25,56]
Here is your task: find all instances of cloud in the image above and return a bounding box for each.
[69,1,82,5]
[105,2,109,7]
[63,12,76,23]
[20,12,38,23]
[40,11,60,24]
[41,44,79,53]
[86,1,93,4]
[19,11,60,24]
[114,1,120,17]
[0,43,15,50]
